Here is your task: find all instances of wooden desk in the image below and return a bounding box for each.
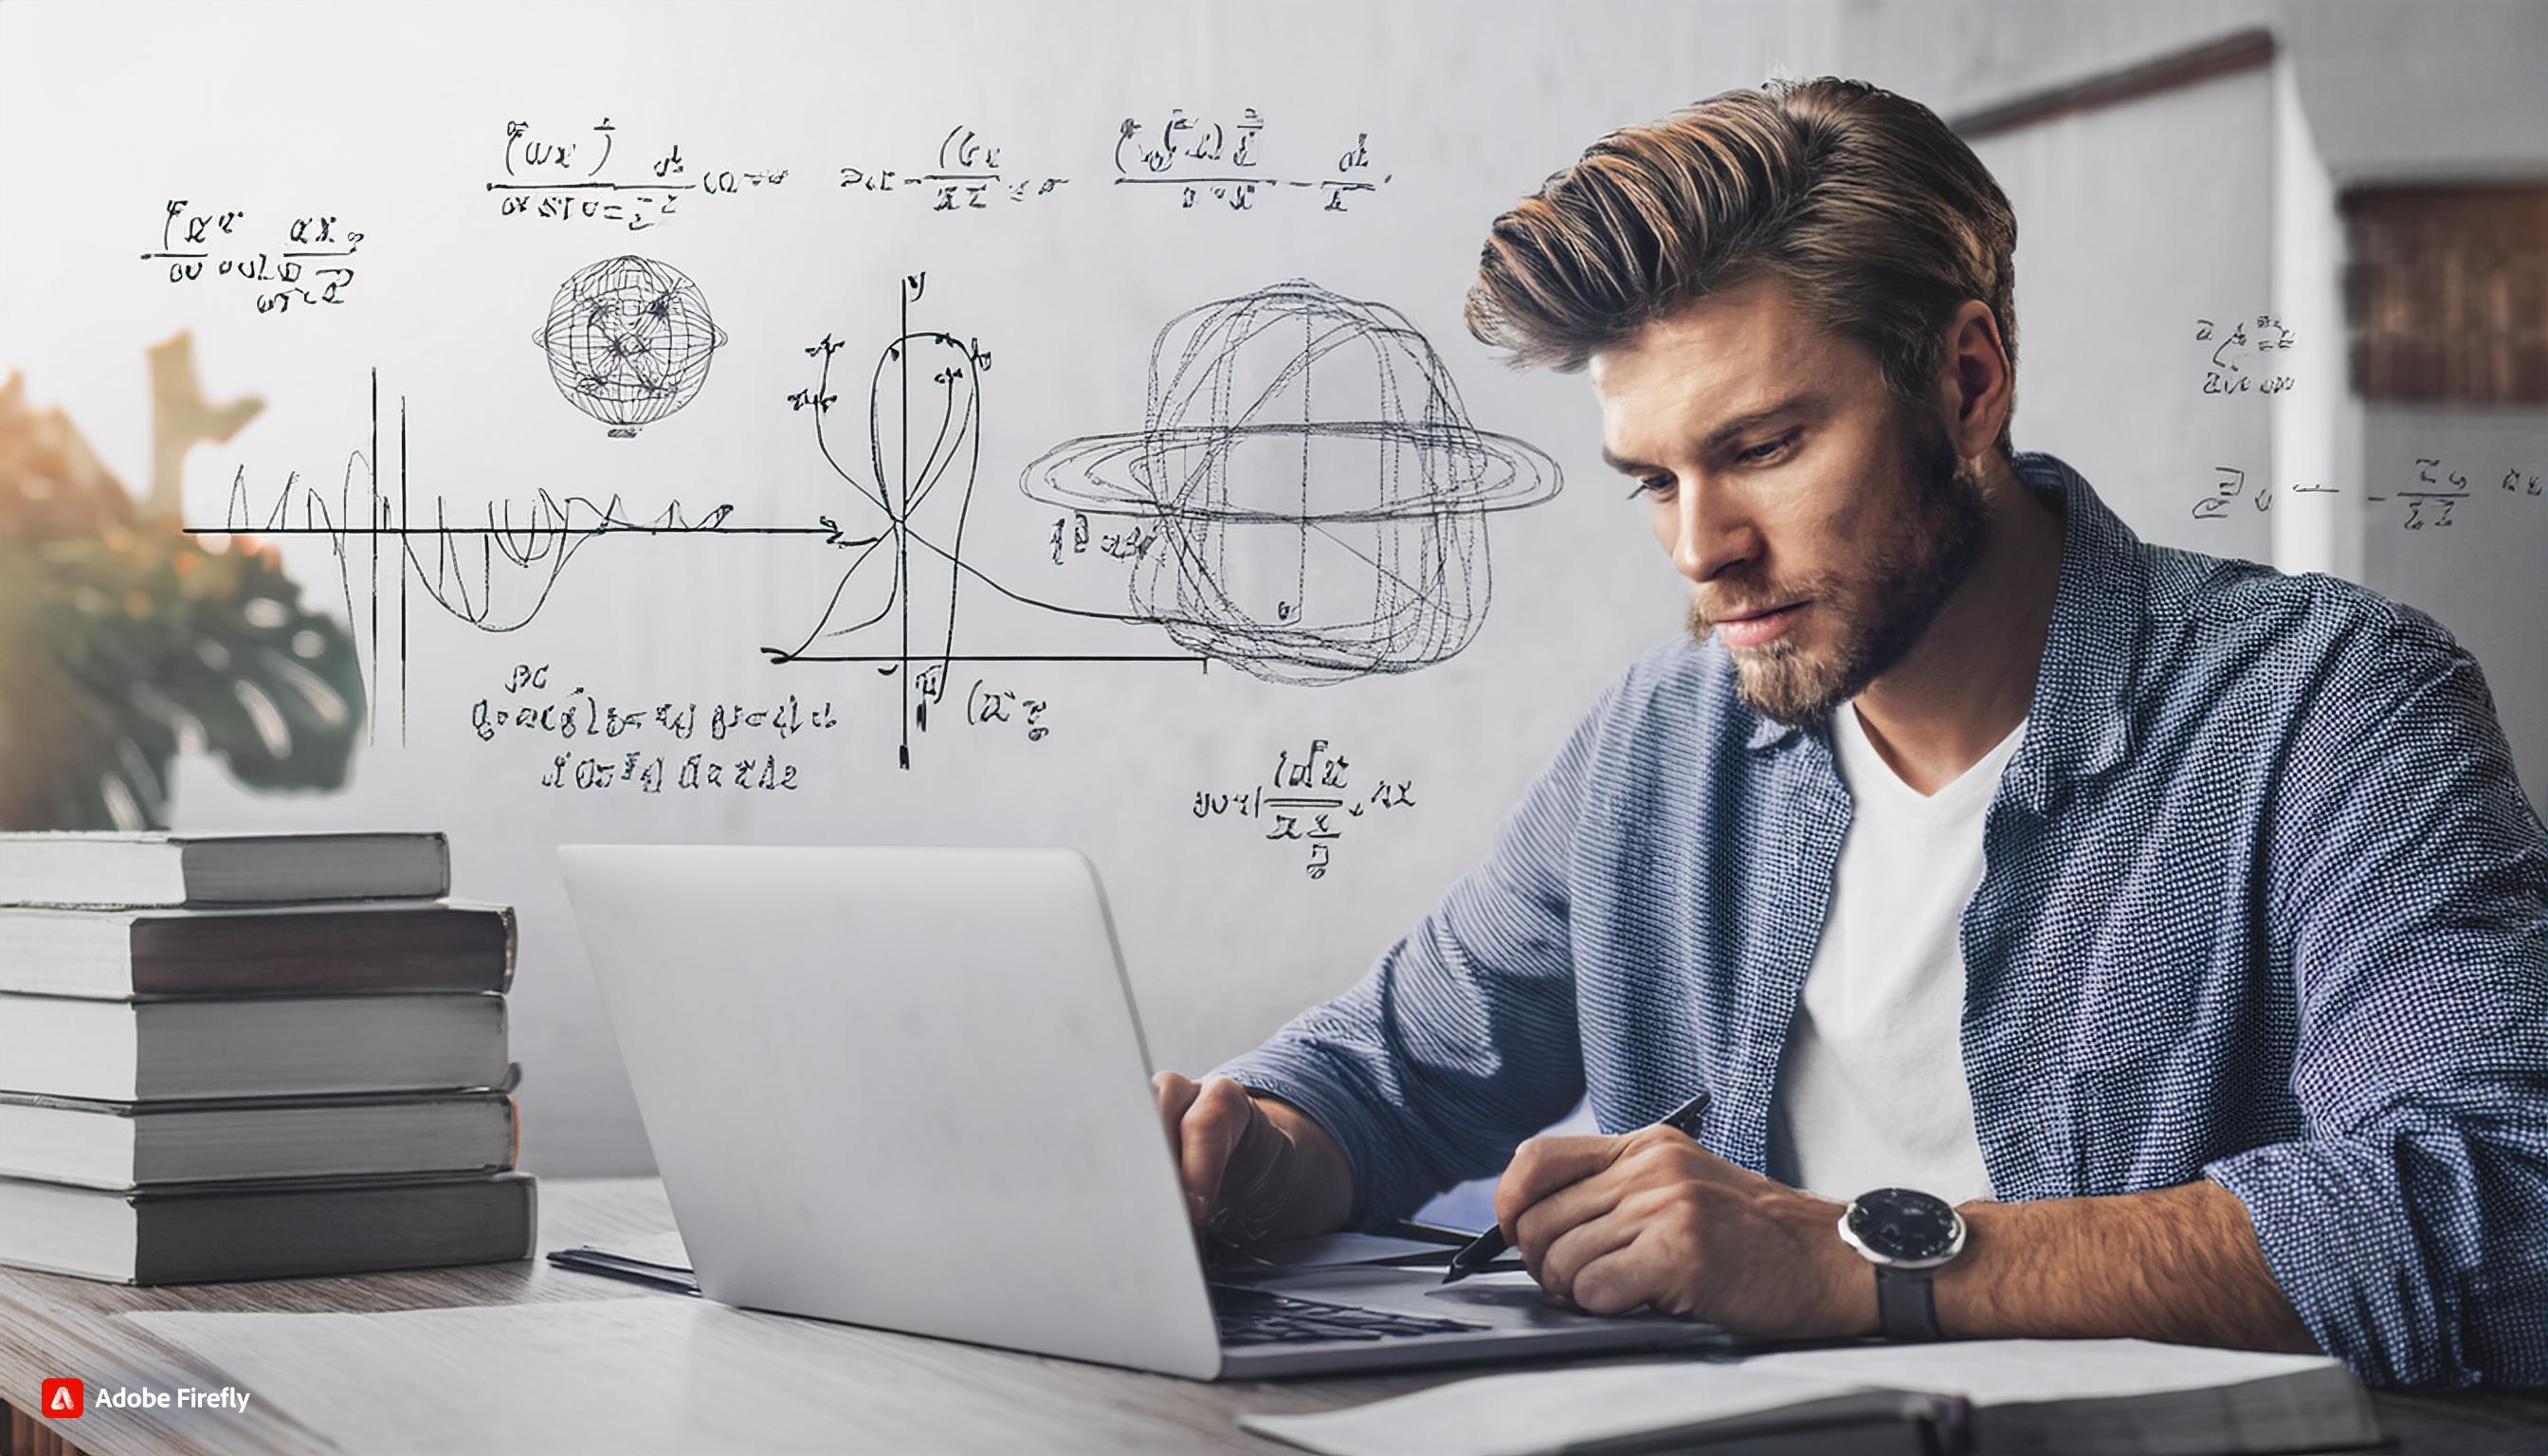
[1,1178,2544,1455]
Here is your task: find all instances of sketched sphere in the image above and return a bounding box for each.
[1021,281,1560,685]
[535,256,728,436]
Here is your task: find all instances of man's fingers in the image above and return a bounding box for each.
[1569,1234,1676,1318]
[1494,1134,1630,1239]
[1156,1070,1202,1126]
[1538,1206,1642,1306]
[1153,1071,1221,1222]
[1179,1076,1259,1222]
[1154,1071,1202,1151]
[1513,1164,1629,1280]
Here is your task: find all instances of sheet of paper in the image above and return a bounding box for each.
[1249,1230,1455,1267]
[130,1299,970,1455]
[1238,1361,1893,1456]
[1743,1338,2343,1405]
[1238,1339,2359,1456]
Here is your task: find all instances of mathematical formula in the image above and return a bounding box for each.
[2193,315,2298,398]
[138,200,364,315]
[485,118,786,233]
[2368,455,2545,530]
[1112,107,1389,212]
[1192,737,1416,880]
[2186,456,2545,530]
[483,109,1388,231]
[2186,464,2337,519]
[839,124,1070,211]
[1048,508,1157,566]
[469,663,839,793]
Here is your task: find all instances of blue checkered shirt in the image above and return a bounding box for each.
[1218,452,2548,1389]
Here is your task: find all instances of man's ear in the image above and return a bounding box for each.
[1938,300,2012,465]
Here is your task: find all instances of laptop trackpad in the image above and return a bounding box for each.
[1424,1271,1574,1313]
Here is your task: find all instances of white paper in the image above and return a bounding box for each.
[1743,1338,2344,1406]
[1248,1230,1456,1267]
[1239,1361,1878,1456]
[1239,1338,2357,1456]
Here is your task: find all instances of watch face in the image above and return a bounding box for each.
[1846,1188,1961,1264]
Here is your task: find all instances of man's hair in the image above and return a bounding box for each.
[1465,77,2020,461]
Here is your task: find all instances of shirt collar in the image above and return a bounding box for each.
[1740,452,2147,813]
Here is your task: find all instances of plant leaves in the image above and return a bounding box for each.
[0,372,366,830]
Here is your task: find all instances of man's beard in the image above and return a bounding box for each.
[1688,404,1993,726]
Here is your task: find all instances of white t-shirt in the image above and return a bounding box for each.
[1764,701,2027,1206]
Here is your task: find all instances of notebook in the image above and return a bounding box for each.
[1239,1338,2382,1456]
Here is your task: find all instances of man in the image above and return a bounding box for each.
[1154,77,2548,1388]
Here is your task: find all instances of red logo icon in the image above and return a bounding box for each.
[41,1378,84,1418]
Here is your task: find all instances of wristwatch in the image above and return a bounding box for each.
[1837,1187,1967,1340]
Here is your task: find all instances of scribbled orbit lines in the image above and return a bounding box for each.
[1021,280,1560,686]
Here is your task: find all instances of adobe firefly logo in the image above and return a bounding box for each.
[41,1378,83,1418]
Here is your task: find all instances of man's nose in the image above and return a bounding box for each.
[1667,484,1757,585]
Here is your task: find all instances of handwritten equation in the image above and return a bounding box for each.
[482,109,1387,230]
[2368,454,2545,530]
[1048,507,1156,566]
[2186,456,2546,530]
[486,118,790,232]
[1113,107,1388,212]
[468,663,838,792]
[962,675,1053,743]
[2193,315,2297,398]
[138,200,364,315]
[1192,737,1416,880]
[2186,464,2337,519]
[838,124,1070,211]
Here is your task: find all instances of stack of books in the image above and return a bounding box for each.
[0,830,537,1283]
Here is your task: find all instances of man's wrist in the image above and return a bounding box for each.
[1797,1194,1882,1338]
[1935,1198,1994,1338]
[1921,1183,2318,1353]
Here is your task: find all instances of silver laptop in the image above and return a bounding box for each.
[558,844,1725,1378]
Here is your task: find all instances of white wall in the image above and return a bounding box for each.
[1971,67,2277,559]
[7,0,2539,1178]
[1844,0,2548,810]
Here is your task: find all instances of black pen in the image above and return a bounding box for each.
[1438,1086,1713,1285]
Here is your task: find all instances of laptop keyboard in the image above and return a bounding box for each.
[1209,1284,1491,1346]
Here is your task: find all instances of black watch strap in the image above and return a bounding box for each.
[1874,1265,1942,1340]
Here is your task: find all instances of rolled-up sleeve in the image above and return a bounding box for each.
[2206,607,2548,1387]
[1210,683,1618,1226]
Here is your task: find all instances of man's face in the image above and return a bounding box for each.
[1589,275,1992,724]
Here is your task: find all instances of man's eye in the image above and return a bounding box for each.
[1626,475,1675,500]
[1738,432,1797,465]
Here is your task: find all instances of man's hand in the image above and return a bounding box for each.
[1499,1127,2320,1354]
[1152,1072,1355,1245]
[1498,1124,1875,1337]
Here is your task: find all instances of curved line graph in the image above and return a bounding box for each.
[774,276,1567,764]
[227,465,737,637]
[187,278,1564,767]
[765,274,1214,768]
[191,371,831,742]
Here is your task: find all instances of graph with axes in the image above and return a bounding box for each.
[193,273,1562,768]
